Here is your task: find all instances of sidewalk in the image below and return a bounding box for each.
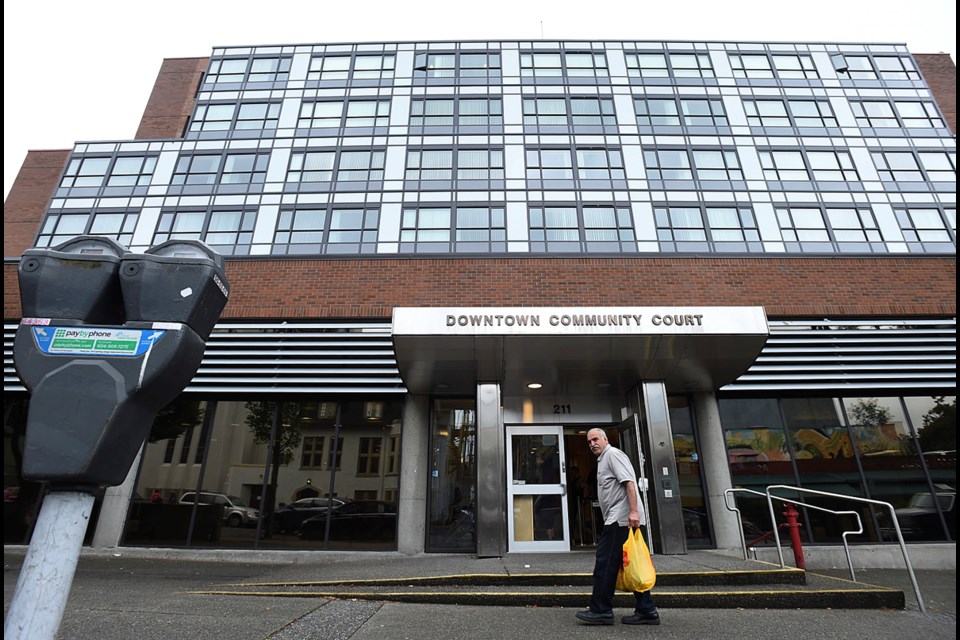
[4,548,956,640]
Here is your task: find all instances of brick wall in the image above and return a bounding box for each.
[915,53,957,134]
[134,57,208,139]
[3,150,70,258]
[12,255,946,321]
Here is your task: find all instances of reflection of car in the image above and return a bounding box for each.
[298,500,397,541]
[890,488,956,540]
[179,492,259,527]
[273,497,347,533]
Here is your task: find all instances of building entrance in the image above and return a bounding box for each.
[505,425,569,552]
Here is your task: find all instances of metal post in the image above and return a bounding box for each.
[4,491,95,640]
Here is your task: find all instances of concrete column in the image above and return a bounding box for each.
[692,391,741,551]
[91,446,143,548]
[476,383,505,558]
[397,394,429,555]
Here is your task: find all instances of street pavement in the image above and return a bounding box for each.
[4,547,956,640]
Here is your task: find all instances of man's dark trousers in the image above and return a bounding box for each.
[589,523,655,614]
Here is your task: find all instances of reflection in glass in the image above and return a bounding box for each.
[427,400,477,552]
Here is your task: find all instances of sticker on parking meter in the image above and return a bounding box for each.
[31,326,165,357]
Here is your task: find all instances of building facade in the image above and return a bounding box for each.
[3,39,956,557]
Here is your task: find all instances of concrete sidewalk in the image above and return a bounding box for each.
[4,548,956,640]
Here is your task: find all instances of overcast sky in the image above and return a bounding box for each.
[3,0,956,199]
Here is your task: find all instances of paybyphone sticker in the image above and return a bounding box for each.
[31,326,165,357]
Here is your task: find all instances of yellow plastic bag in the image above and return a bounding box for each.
[616,527,656,592]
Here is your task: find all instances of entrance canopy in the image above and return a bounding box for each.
[392,307,768,395]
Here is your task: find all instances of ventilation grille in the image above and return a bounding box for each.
[723,318,956,393]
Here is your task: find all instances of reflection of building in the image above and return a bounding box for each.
[3,39,956,558]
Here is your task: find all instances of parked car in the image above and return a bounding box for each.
[273,497,346,533]
[892,487,956,540]
[179,492,259,528]
[298,500,397,541]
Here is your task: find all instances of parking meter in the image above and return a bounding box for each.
[13,235,230,488]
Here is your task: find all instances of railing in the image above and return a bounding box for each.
[723,485,925,613]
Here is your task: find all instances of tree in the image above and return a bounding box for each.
[918,396,956,452]
[148,399,205,442]
[245,401,303,537]
[848,398,893,428]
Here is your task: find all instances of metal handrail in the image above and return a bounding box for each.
[723,485,926,613]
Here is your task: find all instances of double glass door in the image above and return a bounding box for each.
[506,425,569,552]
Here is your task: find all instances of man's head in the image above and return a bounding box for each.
[586,428,609,458]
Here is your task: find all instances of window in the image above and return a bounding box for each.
[273,208,326,254]
[896,209,954,250]
[529,206,580,251]
[326,208,379,253]
[777,208,831,251]
[178,427,194,464]
[680,98,727,126]
[520,52,608,78]
[526,149,574,181]
[825,207,883,247]
[759,151,810,181]
[743,100,790,127]
[871,151,924,181]
[457,149,504,180]
[190,104,235,132]
[406,150,453,181]
[219,154,269,185]
[840,56,877,79]
[635,97,726,127]
[917,152,956,182]
[873,56,921,80]
[235,102,281,131]
[850,101,900,128]
[893,102,946,128]
[298,101,343,129]
[301,437,324,469]
[729,53,774,79]
[37,211,139,248]
[345,100,391,127]
[788,100,838,128]
[288,151,336,183]
[385,436,401,475]
[772,54,819,79]
[206,56,291,84]
[634,98,679,126]
[524,97,615,127]
[643,149,692,180]
[337,150,386,182]
[106,156,157,187]
[327,436,343,470]
[307,55,350,81]
[401,207,451,246]
[692,150,743,181]
[706,207,761,250]
[60,157,111,188]
[153,209,256,255]
[625,52,714,78]
[410,98,503,128]
[582,206,636,251]
[807,151,858,181]
[414,52,500,79]
[576,148,625,182]
[172,155,221,185]
[454,206,506,252]
[308,54,395,81]
[655,207,707,249]
[357,437,382,476]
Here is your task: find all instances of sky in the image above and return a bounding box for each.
[3,0,956,200]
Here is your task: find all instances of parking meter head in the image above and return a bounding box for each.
[119,240,229,340]
[18,236,128,324]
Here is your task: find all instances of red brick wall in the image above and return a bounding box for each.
[915,53,957,134]
[3,150,71,258]
[12,256,946,321]
[135,57,208,139]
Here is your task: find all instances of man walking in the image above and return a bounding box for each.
[576,427,660,626]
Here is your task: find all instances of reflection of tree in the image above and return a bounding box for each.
[245,401,302,537]
[148,399,205,442]
[919,396,956,452]
[848,399,892,429]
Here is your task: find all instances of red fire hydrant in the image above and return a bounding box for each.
[783,503,806,569]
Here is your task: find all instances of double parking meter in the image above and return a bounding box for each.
[13,236,230,489]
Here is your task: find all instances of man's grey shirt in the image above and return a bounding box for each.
[596,444,646,527]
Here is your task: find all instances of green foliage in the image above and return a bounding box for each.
[244,401,303,465]
[919,396,956,452]
[148,399,205,442]
[848,398,893,428]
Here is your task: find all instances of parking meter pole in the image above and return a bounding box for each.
[4,491,95,640]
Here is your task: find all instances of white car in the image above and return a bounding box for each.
[179,492,259,527]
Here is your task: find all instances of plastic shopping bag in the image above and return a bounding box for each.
[616,527,656,592]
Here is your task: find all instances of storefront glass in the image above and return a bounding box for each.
[669,395,712,548]
[426,399,477,552]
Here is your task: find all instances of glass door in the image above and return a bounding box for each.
[617,415,652,533]
[506,425,569,552]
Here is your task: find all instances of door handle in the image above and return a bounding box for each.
[561,482,566,497]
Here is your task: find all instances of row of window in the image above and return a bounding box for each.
[203,51,922,85]
[58,147,958,193]
[185,95,947,134]
[36,204,956,256]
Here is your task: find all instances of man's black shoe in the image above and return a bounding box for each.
[622,611,660,625]
[576,610,614,625]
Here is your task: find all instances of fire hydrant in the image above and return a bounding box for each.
[783,503,806,569]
